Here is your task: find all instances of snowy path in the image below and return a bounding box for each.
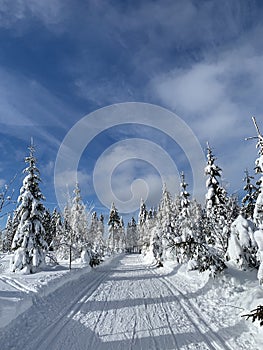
[0,254,258,350]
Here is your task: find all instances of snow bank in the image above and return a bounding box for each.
[0,254,94,329]
[151,258,263,348]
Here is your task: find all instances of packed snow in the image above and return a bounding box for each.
[0,253,262,350]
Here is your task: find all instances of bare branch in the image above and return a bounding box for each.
[0,174,17,214]
[252,116,262,137]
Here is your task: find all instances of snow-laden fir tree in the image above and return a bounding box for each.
[89,211,99,247]
[58,201,72,261]
[158,184,175,239]
[137,198,148,250]
[242,169,258,219]
[108,202,121,253]
[179,172,190,219]
[49,208,63,251]
[126,217,138,253]
[88,211,105,261]
[246,117,263,284]
[176,172,195,262]
[118,217,126,252]
[145,208,157,251]
[42,208,52,249]
[71,182,88,260]
[151,228,164,267]
[97,214,105,256]
[3,214,14,252]
[10,141,48,273]
[155,184,176,261]
[204,142,229,254]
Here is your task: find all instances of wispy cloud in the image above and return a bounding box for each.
[0,0,68,32]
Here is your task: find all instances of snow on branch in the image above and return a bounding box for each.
[0,175,16,218]
[245,117,263,155]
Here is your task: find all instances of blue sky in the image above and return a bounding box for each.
[1,0,263,224]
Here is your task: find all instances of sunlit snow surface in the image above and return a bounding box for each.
[0,254,262,350]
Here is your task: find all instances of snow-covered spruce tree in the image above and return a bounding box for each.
[10,142,48,273]
[145,208,157,251]
[165,174,191,262]
[126,217,138,253]
[3,214,14,252]
[88,211,105,265]
[107,202,121,254]
[242,169,258,220]
[49,208,63,251]
[176,172,195,262]
[137,199,148,251]
[97,214,105,256]
[58,202,72,261]
[154,184,176,262]
[71,182,89,261]
[247,117,263,284]
[42,208,52,249]
[151,228,164,267]
[205,142,229,255]
[118,217,126,252]
[89,211,99,248]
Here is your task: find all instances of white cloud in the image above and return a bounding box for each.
[151,42,263,141]
[0,178,6,187]
[92,139,181,213]
[149,27,263,195]
[153,63,225,115]
[54,169,91,209]
[0,0,67,31]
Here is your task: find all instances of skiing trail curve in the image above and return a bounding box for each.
[0,254,257,350]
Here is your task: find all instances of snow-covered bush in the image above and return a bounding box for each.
[254,229,263,284]
[226,214,257,269]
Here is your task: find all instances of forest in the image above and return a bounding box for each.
[1,119,263,326]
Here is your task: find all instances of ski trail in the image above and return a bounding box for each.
[0,254,256,350]
[28,269,110,350]
[0,276,35,294]
[149,267,235,350]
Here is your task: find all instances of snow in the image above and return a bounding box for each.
[254,229,263,283]
[0,253,262,350]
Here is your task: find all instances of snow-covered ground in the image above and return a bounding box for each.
[0,254,262,350]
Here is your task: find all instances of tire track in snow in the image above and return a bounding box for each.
[150,268,234,350]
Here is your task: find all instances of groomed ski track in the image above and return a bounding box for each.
[0,255,255,350]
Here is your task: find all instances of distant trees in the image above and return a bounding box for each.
[126,217,138,252]
[108,203,122,253]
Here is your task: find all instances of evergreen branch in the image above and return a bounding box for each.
[242,305,263,326]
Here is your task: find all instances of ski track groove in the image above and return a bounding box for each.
[158,293,180,350]
[88,280,114,349]
[139,283,160,350]
[27,269,109,350]
[0,276,34,293]
[150,267,234,350]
